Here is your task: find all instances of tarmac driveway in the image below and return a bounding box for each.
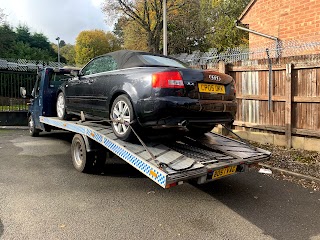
[0,129,319,240]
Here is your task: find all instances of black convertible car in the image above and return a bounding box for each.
[56,50,237,141]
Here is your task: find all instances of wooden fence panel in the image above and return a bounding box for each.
[227,61,320,147]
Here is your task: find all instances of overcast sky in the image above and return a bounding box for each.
[0,0,111,44]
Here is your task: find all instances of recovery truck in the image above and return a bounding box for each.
[21,67,271,189]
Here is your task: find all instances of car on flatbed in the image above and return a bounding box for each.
[56,50,237,141]
[20,67,271,188]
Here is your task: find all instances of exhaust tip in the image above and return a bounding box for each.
[178,120,188,127]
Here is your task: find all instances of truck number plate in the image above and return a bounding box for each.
[212,166,237,179]
[198,83,225,94]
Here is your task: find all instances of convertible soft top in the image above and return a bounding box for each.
[107,50,146,69]
[105,50,183,69]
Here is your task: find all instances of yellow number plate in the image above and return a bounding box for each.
[198,83,225,94]
[212,166,237,179]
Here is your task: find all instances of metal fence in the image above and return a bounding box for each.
[0,58,64,112]
[173,40,320,68]
[0,70,36,111]
[0,58,64,72]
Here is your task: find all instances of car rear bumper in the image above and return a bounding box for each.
[136,96,237,127]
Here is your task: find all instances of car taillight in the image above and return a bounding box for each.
[152,71,184,89]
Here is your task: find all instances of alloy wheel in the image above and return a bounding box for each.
[56,93,65,119]
[112,100,131,135]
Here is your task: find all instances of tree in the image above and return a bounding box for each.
[60,44,76,65]
[0,8,6,24]
[13,41,56,61]
[102,0,185,53]
[105,32,122,52]
[30,33,52,51]
[0,23,59,61]
[113,16,127,46]
[167,0,211,54]
[75,30,121,66]
[201,0,250,52]
[0,24,16,58]
[113,16,149,51]
[16,25,32,44]
[59,40,66,48]
[15,24,58,60]
[123,20,148,51]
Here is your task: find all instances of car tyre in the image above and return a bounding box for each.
[28,115,40,137]
[110,95,137,141]
[56,92,69,120]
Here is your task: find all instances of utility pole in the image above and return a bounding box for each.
[56,37,60,67]
[163,0,167,56]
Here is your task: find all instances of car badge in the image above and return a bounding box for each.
[209,75,221,81]
[186,82,195,86]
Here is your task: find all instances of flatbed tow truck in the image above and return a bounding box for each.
[22,67,271,189]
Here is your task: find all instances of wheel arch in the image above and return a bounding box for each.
[108,91,138,119]
[56,88,64,98]
[56,88,62,96]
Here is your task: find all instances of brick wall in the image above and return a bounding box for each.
[241,0,320,54]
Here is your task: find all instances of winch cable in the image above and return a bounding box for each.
[108,118,195,172]
[221,124,257,151]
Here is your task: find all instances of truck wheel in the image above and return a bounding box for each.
[28,115,40,137]
[71,134,106,173]
[56,92,69,120]
[110,95,137,141]
[71,134,91,173]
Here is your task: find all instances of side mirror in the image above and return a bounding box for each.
[20,87,27,98]
[20,87,34,99]
[70,69,80,77]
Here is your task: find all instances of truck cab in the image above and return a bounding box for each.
[21,67,78,136]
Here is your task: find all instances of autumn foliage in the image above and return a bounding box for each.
[75,30,121,66]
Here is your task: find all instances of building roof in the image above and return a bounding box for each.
[238,0,257,21]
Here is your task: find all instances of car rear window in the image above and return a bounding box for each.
[140,55,186,68]
[49,72,70,82]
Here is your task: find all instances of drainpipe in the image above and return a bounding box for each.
[235,20,278,41]
[235,20,281,57]
[235,20,278,112]
[266,48,273,111]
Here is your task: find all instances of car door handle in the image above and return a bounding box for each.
[71,80,80,85]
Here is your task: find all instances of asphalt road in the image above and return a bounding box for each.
[0,129,319,240]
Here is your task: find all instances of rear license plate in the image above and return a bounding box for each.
[198,83,225,94]
[212,166,237,179]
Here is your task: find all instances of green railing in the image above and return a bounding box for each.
[0,70,36,112]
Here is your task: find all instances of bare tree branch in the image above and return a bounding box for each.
[102,0,190,53]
